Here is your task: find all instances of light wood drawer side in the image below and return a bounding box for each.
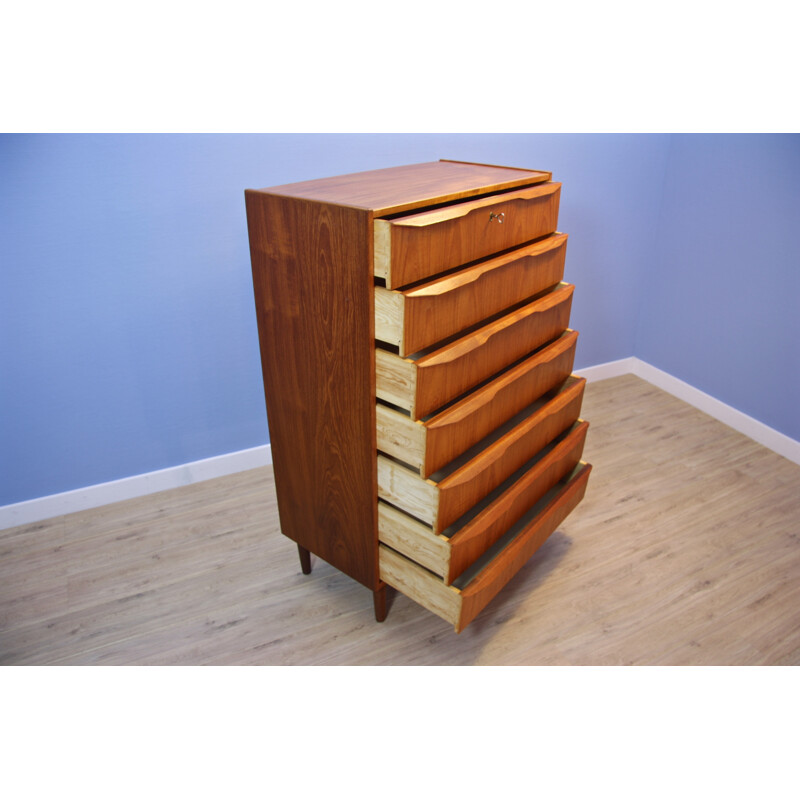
[375,233,568,357]
[374,182,561,289]
[379,461,592,632]
[377,419,589,585]
[376,282,574,419]
[377,376,586,533]
[376,330,578,477]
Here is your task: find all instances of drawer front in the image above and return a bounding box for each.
[377,376,586,534]
[375,233,568,357]
[376,282,574,419]
[377,420,588,584]
[374,182,561,289]
[445,419,588,584]
[376,330,578,477]
[379,461,592,632]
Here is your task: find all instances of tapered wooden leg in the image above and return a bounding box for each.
[297,544,312,575]
[373,583,388,622]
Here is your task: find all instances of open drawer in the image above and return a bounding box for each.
[380,461,592,632]
[376,282,574,419]
[379,419,589,585]
[377,376,586,534]
[374,182,561,289]
[375,233,568,357]
[377,330,578,477]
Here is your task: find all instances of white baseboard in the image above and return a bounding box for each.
[626,359,800,466]
[3,356,799,530]
[579,357,800,466]
[0,445,272,531]
[573,357,638,383]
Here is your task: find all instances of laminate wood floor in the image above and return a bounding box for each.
[2,375,799,665]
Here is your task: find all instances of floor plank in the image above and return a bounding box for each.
[2,375,799,665]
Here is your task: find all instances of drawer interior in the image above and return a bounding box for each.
[452,462,586,590]
[378,419,588,583]
[379,461,591,632]
[377,375,585,533]
[376,329,579,477]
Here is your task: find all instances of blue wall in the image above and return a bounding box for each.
[2,133,795,507]
[636,134,800,440]
[1,135,268,505]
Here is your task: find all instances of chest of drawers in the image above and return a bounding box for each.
[245,160,591,633]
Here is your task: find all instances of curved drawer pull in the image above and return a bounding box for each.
[489,211,505,224]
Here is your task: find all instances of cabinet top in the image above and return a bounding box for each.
[250,160,551,216]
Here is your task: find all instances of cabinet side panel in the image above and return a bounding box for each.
[245,191,378,589]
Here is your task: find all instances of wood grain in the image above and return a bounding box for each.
[376,376,586,533]
[258,161,550,217]
[434,376,586,532]
[375,182,561,288]
[374,285,404,346]
[245,190,378,589]
[423,330,578,476]
[394,233,568,356]
[375,330,578,477]
[4,376,800,664]
[439,159,551,175]
[377,455,437,525]
[375,403,426,469]
[455,462,591,632]
[377,462,591,632]
[378,545,461,626]
[413,283,574,418]
[377,502,450,578]
[375,347,417,413]
[374,421,588,584]
[373,219,392,283]
[446,420,589,584]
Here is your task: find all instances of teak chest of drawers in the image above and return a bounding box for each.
[245,160,591,633]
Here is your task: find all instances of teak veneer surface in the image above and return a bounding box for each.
[3,376,800,664]
[377,420,588,586]
[429,376,585,531]
[376,330,579,477]
[445,420,589,584]
[378,377,586,533]
[376,283,574,419]
[379,462,592,632]
[259,160,551,216]
[374,182,561,288]
[245,160,561,607]
[453,462,592,631]
[245,191,378,589]
[375,233,568,357]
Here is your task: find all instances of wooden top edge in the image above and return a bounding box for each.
[439,159,552,179]
[246,161,552,216]
[391,181,561,226]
